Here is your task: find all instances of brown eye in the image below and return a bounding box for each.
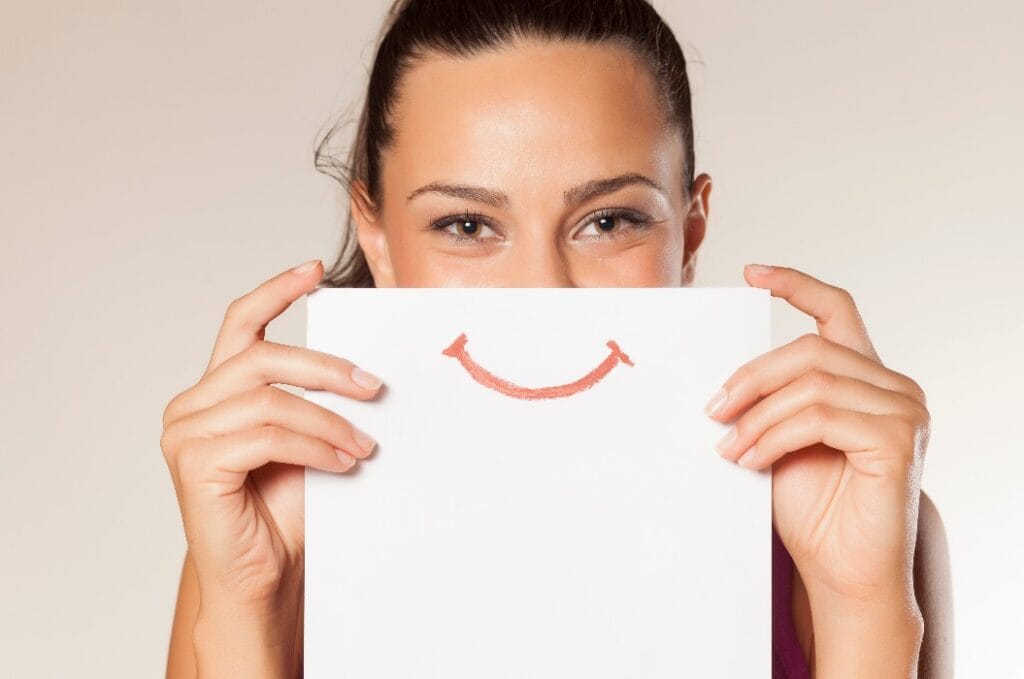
[574,209,651,240]
[432,213,499,243]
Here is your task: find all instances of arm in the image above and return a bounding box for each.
[805,489,952,678]
[914,490,954,678]
[161,260,379,679]
[164,548,303,675]
[166,551,199,679]
[706,265,945,678]
[809,592,923,678]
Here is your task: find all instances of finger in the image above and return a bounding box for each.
[729,404,921,478]
[714,369,926,463]
[705,333,924,422]
[743,264,879,360]
[164,340,383,426]
[172,425,358,494]
[162,385,377,462]
[205,259,324,375]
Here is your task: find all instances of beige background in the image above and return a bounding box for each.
[1,1,1021,676]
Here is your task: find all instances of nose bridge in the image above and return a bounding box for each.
[506,225,575,287]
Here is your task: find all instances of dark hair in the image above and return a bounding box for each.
[313,0,696,288]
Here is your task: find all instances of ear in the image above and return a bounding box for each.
[681,172,712,285]
[350,179,396,287]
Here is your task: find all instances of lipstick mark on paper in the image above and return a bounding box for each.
[441,332,634,400]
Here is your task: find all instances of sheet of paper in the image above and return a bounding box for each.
[304,288,771,677]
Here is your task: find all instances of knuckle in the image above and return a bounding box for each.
[257,424,285,450]
[161,402,176,431]
[318,405,345,431]
[318,352,352,386]
[832,285,856,308]
[919,402,932,428]
[159,426,178,463]
[224,294,248,321]
[796,333,827,362]
[174,444,205,479]
[162,391,186,429]
[254,384,281,412]
[905,397,930,427]
[890,415,921,454]
[730,415,748,440]
[892,369,927,405]
[796,332,817,346]
[162,383,201,429]
[907,379,928,406]
[796,332,821,352]
[729,364,751,387]
[805,403,832,428]
[247,339,269,359]
[246,339,275,367]
[315,350,336,375]
[804,369,836,394]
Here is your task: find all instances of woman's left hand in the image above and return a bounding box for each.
[706,264,929,671]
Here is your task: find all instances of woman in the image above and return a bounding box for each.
[161,0,953,676]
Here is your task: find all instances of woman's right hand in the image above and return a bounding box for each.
[160,259,382,676]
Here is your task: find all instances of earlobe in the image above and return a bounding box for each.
[350,180,396,287]
[681,173,712,285]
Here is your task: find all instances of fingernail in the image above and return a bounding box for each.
[351,366,383,390]
[746,264,774,275]
[715,426,737,456]
[704,387,729,417]
[351,426,377,455]
[292,259,321,275]
[335,449,357,470]
[736,446,758,468]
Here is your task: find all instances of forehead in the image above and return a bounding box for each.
[382,38,684,197]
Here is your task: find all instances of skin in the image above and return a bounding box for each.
[162,39,952,678]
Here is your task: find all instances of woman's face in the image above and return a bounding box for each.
[352,38,712,287]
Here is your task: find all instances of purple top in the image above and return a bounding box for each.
[773,525,811,678]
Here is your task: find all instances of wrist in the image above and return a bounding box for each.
[193,603,299,679]
[806,585,923,678]
[192,578,302,679]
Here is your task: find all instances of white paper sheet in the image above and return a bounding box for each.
[304,288,771,677]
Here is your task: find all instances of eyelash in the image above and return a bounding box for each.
[428,208,653,245]
[428,211,495,244]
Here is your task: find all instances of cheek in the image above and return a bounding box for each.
[395,261,491,287]
[573,227,686,287]
[385,227,488,287]
[651,224,688,285]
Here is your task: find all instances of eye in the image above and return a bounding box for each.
[430,212,500,244]
[574,209,652,240]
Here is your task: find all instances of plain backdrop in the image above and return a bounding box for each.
[1,1,1021,676]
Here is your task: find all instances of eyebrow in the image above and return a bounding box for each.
[405,172,666,208]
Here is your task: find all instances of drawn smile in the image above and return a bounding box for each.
[441,332,634,400]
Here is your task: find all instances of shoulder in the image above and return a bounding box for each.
[914,489,954,678]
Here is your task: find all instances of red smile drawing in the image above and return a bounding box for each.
[441,332,634,400]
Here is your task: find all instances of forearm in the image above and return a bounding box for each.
[167,551,200,678]
[192,605,298,679]
[188,560,303,679]
[808,585,924,679]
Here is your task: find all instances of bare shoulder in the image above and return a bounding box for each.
[914,489,955,678]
